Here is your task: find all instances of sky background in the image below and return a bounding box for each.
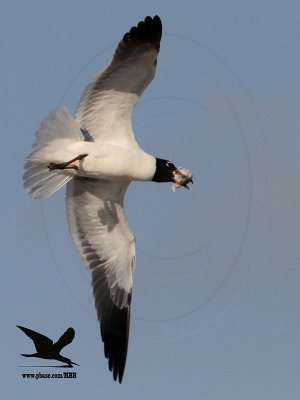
[2,0,300,398]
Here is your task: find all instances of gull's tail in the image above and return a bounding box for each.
[23,107,83,200]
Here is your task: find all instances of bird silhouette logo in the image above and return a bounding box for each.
[17,325,79,367]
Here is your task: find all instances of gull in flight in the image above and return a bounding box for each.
[23,15,193,382]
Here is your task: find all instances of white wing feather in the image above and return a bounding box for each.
[66,178,135,381]
[75,15,162,147]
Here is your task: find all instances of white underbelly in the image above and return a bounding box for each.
[66,142,155,181]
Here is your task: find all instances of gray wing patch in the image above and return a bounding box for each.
[80,127,94,142]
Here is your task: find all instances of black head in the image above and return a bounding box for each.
[152,158,177,183]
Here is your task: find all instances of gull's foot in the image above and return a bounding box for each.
[48,154,88,171]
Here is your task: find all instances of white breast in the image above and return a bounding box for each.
[67,141,156,182]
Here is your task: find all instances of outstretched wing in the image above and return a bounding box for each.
[66,178,135,383]
[17,325,53,351]
[54,327,76,352]
[75,15,162,146]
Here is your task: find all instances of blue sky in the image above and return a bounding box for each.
[2,1,300,399]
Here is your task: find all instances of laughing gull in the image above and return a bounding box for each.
[23,15,193,382]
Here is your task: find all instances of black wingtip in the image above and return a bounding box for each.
[100,294,131,384]
[122,15,162,52]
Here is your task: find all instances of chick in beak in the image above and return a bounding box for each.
[172,167,193,192]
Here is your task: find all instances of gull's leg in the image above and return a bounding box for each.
[48,154,88,171]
